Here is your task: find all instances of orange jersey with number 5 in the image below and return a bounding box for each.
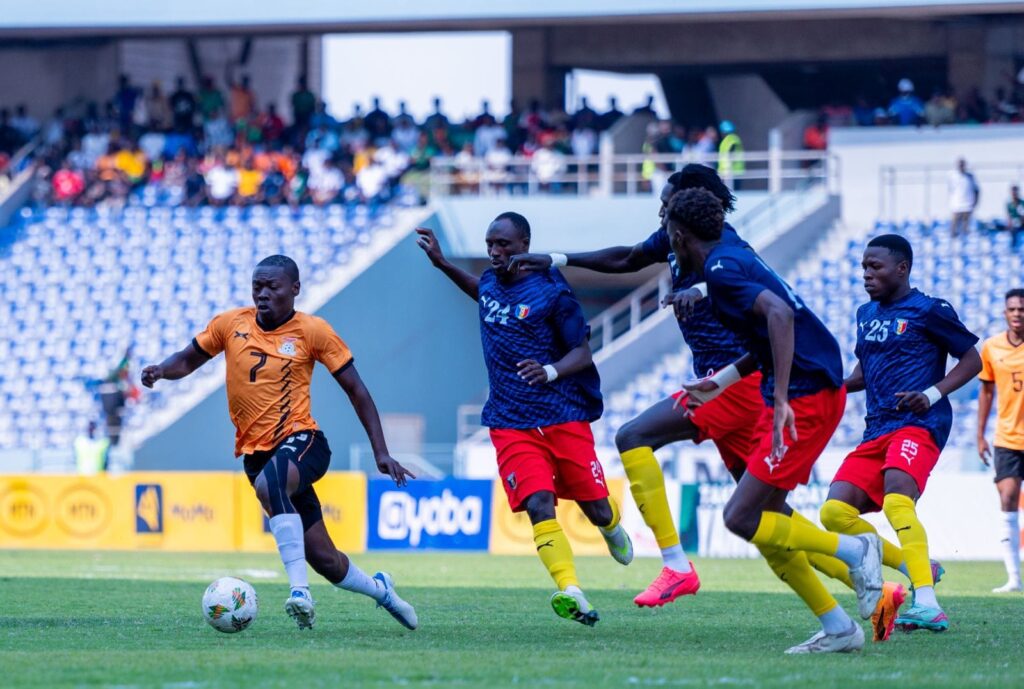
[193,307,353,456]
[980,333,1024,450]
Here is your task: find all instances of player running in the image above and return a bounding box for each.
[977,288,1024,593]
[507,165,853,608]
[820,235,980,636]
[668,188,883,654]
[416,213,632,626]
[141,255,418,632]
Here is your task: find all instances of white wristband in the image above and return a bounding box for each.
[550,253,568,268]
[923,386,943,407]
[712,364,742,390]
[543,365,559,382]
[694,283,708,298]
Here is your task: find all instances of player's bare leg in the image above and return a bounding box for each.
[993,476,1022,592]
[578,496,633,565]
[305,521,418,630]
[616,398,702,605]
[524,491,599,626]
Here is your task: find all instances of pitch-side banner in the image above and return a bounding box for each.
[367,478,492,551]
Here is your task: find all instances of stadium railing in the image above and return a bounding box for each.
[428,149,836,199]
[879,160,1024,221]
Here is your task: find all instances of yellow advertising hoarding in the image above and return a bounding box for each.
[487,478,625,555]
[0,472,366,553]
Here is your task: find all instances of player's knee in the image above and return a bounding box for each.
[614,422,641,452]
[582,500,613,528]
[820,499,856,532]
[999,490,1020,512]
[523,491,556,523]
[722,502,755,540]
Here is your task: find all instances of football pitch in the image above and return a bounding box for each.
[1,551,1020,688]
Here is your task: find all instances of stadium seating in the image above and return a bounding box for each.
[591,219,1013,450]
[0,202,393,451]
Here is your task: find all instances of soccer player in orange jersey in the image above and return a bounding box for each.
[978,288,1024,593]
[142,255,418,631]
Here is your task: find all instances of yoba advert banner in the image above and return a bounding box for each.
[367,478,492,551]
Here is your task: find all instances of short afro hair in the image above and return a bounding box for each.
[256,254,300,282]
[666,188,725,241]
[492,211,531,241]
[667,164,736,213]
[1006,288,1024,302]
[866,234,913,271]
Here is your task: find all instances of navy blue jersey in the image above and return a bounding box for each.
[640,222,748,375]
[855,289,978,449]
[704,243,844,405]
[478,268,603,429]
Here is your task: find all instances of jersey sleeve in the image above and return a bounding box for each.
[551,293,591,350]
[639,227,670,263]
[193,311,234,358]
[705,255,765,318]
[308,317,354,374]
[979,340,995,382]
[924,300,979,358]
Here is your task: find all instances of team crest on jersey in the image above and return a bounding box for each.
[895,319,909,335]
[278,338,297,356]
[516,304,531,319]
[506,472,517,490]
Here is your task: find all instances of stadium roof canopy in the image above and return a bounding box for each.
[6,0,1024,37]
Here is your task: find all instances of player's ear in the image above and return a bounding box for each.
[292,280,301,296]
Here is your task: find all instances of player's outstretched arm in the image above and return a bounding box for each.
[333,364,416,486]
[517,341,593,386]
[508,243,655,275]
[977,380,995,465]
[896,346,982,415]
[415,227,479,300]
[679,353,756,409]
[140,343,211,388]
[752,289,798,454]
[844,362,866,393]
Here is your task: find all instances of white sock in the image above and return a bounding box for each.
[834,534,866,567]
[914,585,939,609]
[818,605,853,635]
[661,545,692,572]
[336,561,385,602]
[269,514,308,591]
[1000,511,1021,584]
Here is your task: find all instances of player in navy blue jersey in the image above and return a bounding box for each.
[505,165,857,610]
[668,188,886,654]
[820,234,980,637]
[415,213,632,626]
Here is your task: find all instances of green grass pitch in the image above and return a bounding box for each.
[1,550,1020,688]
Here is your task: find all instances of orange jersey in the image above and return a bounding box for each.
[194,307,353,456]
[980,333,1024,450]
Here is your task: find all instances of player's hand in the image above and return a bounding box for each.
[978,436,992,466]
[376,454,416,487]
[140,365,163,388]
[895,391,931,415]
[678,378,719,410]
[661,287,703,321]
[415,227,446,267]
[772,398,797,460]
[508,253,553,275]
[517,359,550,386]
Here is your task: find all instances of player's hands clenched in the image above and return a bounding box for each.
[661,287,703,321]
[894,391,931,415]
[978,436,992,466]
[517,359,550,386]
[772,398,797,460]
[376,454,416,487]
[507,253,552,275]
[415,227,446,267]
[141,365,163,388]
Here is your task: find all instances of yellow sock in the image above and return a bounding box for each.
[883,494,933,589]
[820,499,904,571]
[789,510,854,589]
[750,511,840,556]
[621,447,679,549]
[758,545,839,616]
[532,519,579,590]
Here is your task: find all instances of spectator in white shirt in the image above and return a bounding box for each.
[204,156,238,205]
[948,157,979,237]
[484,138,513,194]
[531,140,566,191]
[473,116,506,157]
[571,125,597,157]
[391,115,420,154]
[203,109,234,151]
[309,157,344,206]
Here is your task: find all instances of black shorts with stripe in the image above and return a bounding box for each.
[994,446,1024,483]
[243,429,332,531]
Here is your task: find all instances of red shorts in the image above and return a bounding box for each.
[672,372,765,474]
[490,421,609,512]
[745,386,847,490]
[832,426,941,511]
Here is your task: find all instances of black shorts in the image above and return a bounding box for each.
[993,446,1024,483]
[243,430,332,531]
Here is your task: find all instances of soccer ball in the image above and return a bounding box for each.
[202,577,258,633]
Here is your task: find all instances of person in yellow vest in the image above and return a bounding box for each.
[717,120,745,190]
[74,421,110,475]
